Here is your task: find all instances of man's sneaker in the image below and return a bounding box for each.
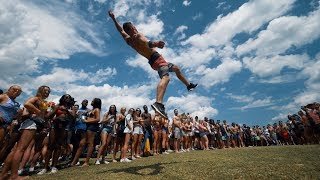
[37,169,47,175]
[187,83,198,91]
[18,169,24,175]
[50,167,58,174]
[151,102,168,119]
[95,160,100,165]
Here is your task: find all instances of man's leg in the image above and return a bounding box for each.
[171,64,197,91]
[156,75,170,104]
[171,64,189,86]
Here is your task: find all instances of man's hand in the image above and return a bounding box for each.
[108,10,115,19]
[157,41,165,49]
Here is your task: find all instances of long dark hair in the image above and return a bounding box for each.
[59,94,73,107]
[108,104,117,116]
[92,98,102,110]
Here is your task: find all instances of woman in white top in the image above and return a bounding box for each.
[121,108,134,162]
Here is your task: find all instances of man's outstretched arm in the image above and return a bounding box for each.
[108,10,130,41]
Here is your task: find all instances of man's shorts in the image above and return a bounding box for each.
[158,63,174,79]
[174,127,182,139]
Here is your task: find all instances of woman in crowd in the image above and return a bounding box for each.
[121,108,134,162]
[152,112,162,155]
[113,107,126,162]
[71,98,101,167]
[1,85,50,179]
[132,108,144,159]
[96,105,117,165]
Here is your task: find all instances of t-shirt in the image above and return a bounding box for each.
[74,107,88,130]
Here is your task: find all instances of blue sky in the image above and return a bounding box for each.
[0,0,320,126]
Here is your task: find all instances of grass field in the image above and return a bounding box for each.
[31,145,320,180]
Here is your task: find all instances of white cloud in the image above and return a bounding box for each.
[192,13,203,21]
[183,0,191,7]
[237,9,320,56]
[136,15,164,38]
[196,59,242,88]
[227,93,254,103]
[166,94,217,119]
[243,54,309,77]
[174,25,188,40]
[183,0,295,48]
[0,0,104,84]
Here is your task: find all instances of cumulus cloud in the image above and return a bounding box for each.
[183,0,295,48]
[0,0,104,84]
[196,59,242,88]
[228,93,274,111]
[237,9,320,56]
[166,94,218,119]
[243,54,309,77]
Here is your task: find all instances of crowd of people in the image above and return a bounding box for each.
[0,85,319,179]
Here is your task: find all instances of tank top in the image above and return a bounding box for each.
[106,114,115,126]
[0,98,20,123]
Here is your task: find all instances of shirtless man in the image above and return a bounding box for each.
[173,109,182,153]
[109,10,197,119]
[141,105,153,154]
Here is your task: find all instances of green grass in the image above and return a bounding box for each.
[32,145,320,180]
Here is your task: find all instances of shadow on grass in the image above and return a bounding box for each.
[97,161,183,176]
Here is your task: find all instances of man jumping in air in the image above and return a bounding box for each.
[108,10,197,119]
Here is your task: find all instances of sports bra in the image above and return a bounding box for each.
[0,98,19,123]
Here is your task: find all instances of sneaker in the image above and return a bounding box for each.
[112,159,117,163]
[76,161,80,166]
[187,83,198,91]
[18,169,24,175]
[151,102,167,119]
[103,160,109,164]
[131,156,136,160]
[120,159,124,163]
[95,160,100,165]
[124,158,131,162]
[167,149,173,153]
[37,169,47,175]
[136,155,141,158]
[29,167,35,172]
[35,162,41,167]
[50,167,58,174]
[163,151,169,155]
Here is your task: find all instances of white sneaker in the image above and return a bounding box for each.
[136,155,142,158]
[112,159,117,163]
[167,149,173,153]
[120,159,125,162]
[124,158,131,162]
[36,162,41,167]
[131,156,136,160]
[163,151,169,155]
[95,160,100,165]
[76,161,80,166]
[29,167,35,172]
[50,167,58,174]
[103,160,109,164]
[37,169,47,175]
[18,169,23,175]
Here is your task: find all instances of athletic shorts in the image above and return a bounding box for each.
[174,127,182,139]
